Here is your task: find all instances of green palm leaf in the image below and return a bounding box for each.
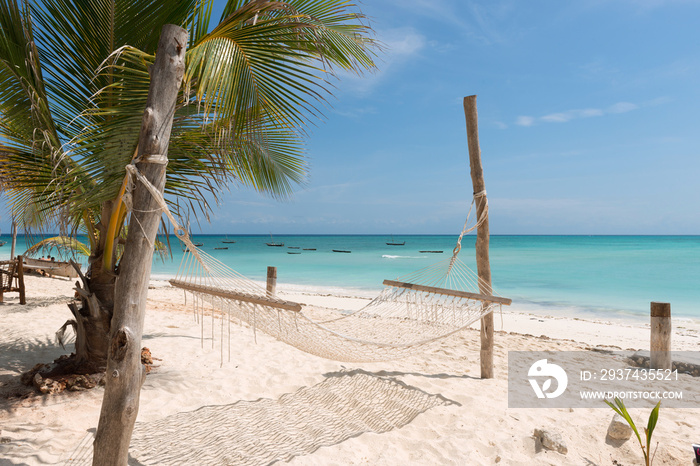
[1,0,378,272]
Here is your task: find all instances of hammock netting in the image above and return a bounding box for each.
[129,166,509,363]
[169,231,508,363]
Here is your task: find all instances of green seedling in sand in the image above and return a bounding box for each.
[605,397,661,466]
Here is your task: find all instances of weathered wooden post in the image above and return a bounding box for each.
[92,24,187,466]
[650,302,672,370]
[10,220,16,260]
[463,95,494,379]
[17,254,25,305]
[267,266,277,297]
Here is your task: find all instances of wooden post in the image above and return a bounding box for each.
[10,220,17,260]
[92,25,187,466]
[463,95,494,379]
[650,302,671,370]
[267,266,277,297]
[17,255,25,305]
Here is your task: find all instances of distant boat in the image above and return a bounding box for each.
[266,233,283,247]
[287,252,301,255]
[222,238,236,244]
[288,246,300,249]
[332,249,351,253]
[386,235,405,246]
[419,250,443,253]
[193,242,203,247]
[214,247,228,250]
[303,248,316,251]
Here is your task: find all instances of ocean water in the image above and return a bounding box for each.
[2,235,698,321]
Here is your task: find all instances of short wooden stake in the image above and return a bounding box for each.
[650,302,671,370]
[267,266,277,298]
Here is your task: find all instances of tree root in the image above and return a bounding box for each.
[18,347,157,395]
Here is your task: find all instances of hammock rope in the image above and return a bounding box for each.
[125,164,511,363]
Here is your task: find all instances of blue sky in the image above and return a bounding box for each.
[204,0,700,235]
[3,0,698,236]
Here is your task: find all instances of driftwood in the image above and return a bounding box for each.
[22,257,79,278]
[92,24,188,466]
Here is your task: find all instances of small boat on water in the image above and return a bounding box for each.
[287,252,301,255]
[386,235,405,246]
[266,233,283,247]
[419,250,443,253]
[303,248,316,251]
[288,246,300,249]
[214,247,228,250]
[222,240,236,244]
[193,242,203,247]
[332,249,351,253]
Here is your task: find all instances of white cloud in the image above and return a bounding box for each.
[334,27,426,97]
[541,112,572,123]
[332,106,377,118]
[382,28,426,57]
[516,100,652,127]
[607,102,638,114]
[515,116,535,127]
[541,108,604,123]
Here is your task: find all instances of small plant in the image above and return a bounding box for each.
[605,397,661,466]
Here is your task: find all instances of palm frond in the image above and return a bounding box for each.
[187,0,377,136]
[23,235,91,258]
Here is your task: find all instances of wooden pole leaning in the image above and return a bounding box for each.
[650,302,672,370]
[92,25,188,466]
[463,95,494,379]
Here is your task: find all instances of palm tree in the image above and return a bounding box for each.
[0,0,376,374]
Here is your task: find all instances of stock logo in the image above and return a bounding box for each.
[528,359,568,399]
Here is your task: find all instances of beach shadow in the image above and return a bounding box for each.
[0,336,68,411]
[322,368,462,406]
[578,457,599,465]
[0,336,65,374]
[323,367,480,381]
[604,436,628,448]
[0,459,33,466]
[0,295,72,309]
[141,332,202,341]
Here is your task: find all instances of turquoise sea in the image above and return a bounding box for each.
[2,235,698,321]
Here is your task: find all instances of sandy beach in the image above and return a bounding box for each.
[1,274,699,465]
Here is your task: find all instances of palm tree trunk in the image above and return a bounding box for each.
[63,200,119,372]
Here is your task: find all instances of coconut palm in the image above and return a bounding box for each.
[0,0,376,373]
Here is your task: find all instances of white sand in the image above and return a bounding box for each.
[1,275,699,465]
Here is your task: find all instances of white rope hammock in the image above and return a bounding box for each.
[127,164,511,363]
